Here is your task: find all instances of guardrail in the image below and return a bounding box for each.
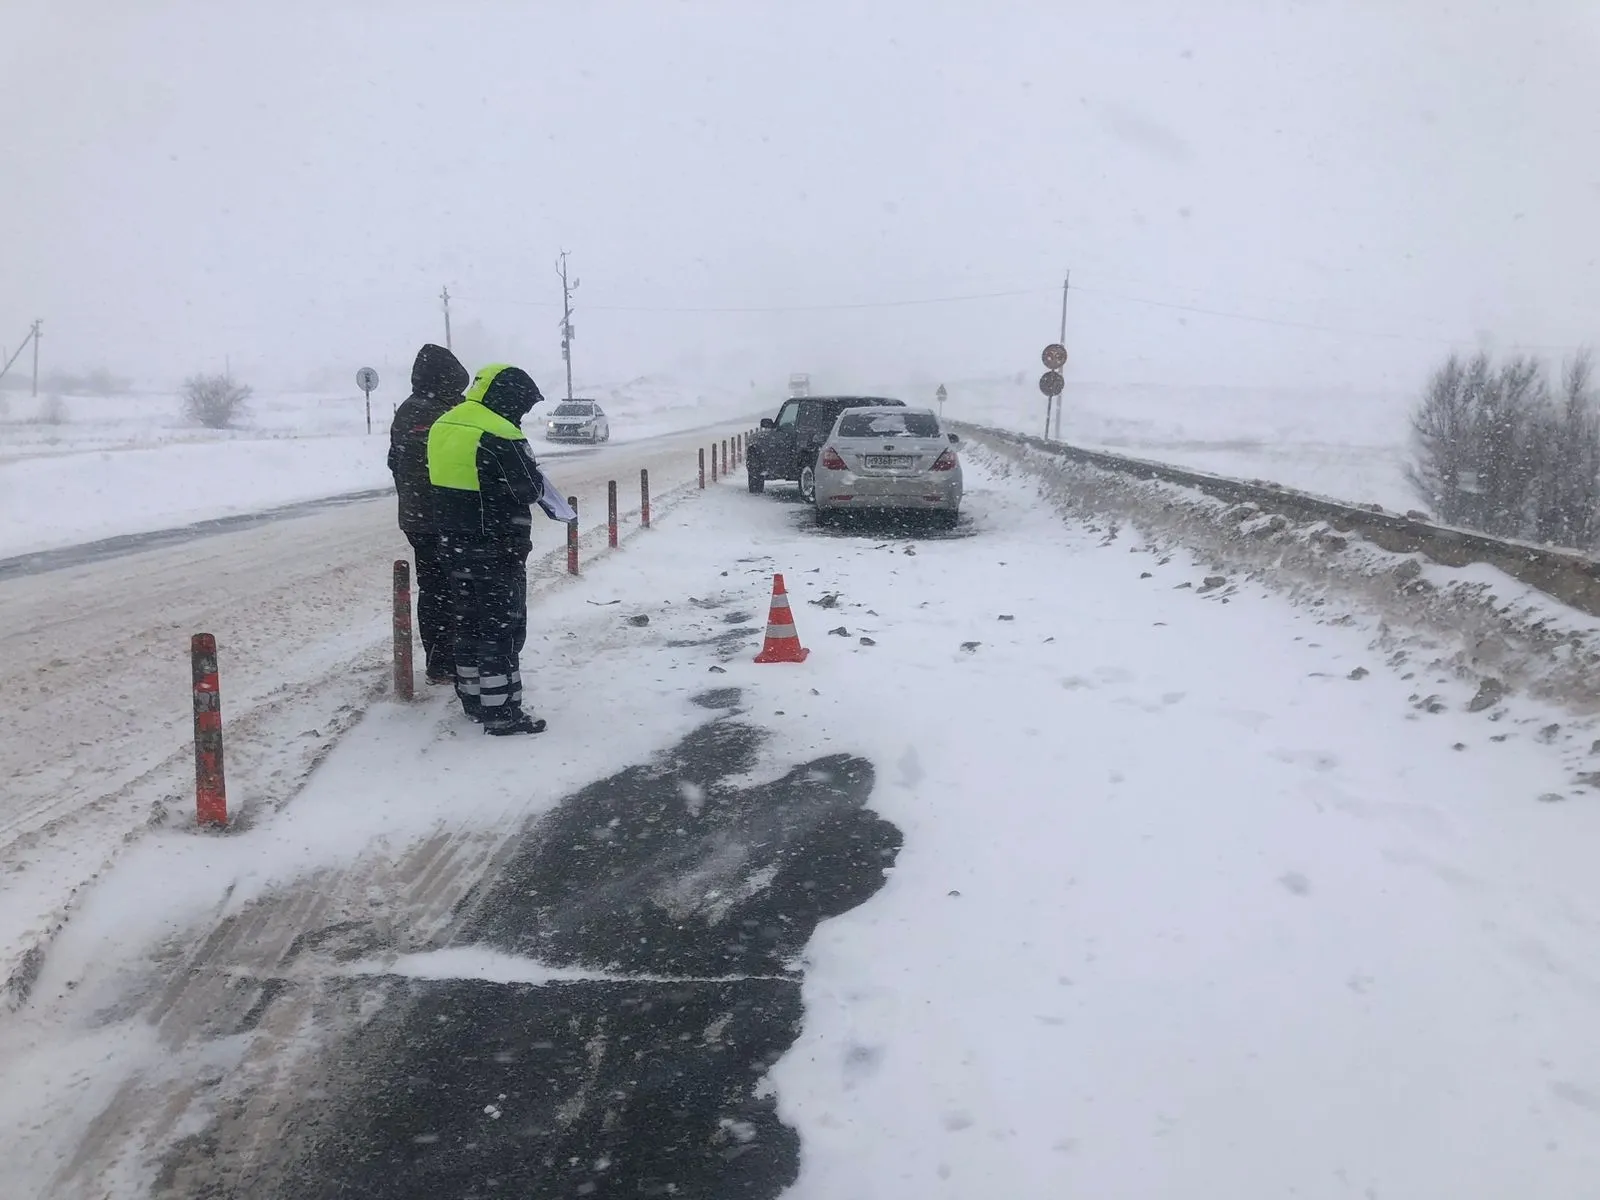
[961,423,1600,619]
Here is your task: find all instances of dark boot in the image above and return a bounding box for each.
[482,708,546,736]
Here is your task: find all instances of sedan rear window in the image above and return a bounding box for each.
[553,403,594,416]
[795,404,839,430]
[837,411,940,438]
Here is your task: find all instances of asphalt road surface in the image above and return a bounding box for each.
[149,697,901,1198]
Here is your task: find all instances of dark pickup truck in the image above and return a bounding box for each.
[746,394,906,502]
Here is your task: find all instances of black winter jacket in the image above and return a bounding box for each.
[388,344,470,537]
[431,365,547,558]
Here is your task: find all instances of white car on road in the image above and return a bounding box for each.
[544,400,611,443]
[812,405,963,527]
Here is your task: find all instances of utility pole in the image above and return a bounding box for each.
[1054,273,1069,440]
[557,251,579,402]
[31,319,42,398]
[440,286,453,350]
[0,324,38,389]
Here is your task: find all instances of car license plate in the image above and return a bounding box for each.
[865,455,910,468]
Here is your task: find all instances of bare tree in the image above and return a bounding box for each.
[1528,350,1600,548]
[1406,353,1476,522]
[1408,350,1600,548]
[182,372,252,429]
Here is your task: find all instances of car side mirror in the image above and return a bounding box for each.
[948,433,960,444]
[760,418,775,430]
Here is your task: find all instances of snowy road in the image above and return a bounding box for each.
[0,421,751,1004]
[5,440,1600,1197]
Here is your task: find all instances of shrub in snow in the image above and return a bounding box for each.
[23,394,69,425]
[182,372,252,429]
[1406,350,1600,549]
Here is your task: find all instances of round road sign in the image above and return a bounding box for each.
[1039,370,1064,398]
[1041,343,1068,371]
[356,366,380,393]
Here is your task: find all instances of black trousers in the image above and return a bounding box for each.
[405,531,452,678]
[446,550,530,716]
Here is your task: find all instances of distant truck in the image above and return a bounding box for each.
[788,373,811,398]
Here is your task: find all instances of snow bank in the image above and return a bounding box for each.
[0,375,761,558]
[933,376,1416,511]
[0,435,391,558]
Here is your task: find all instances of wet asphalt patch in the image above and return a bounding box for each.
[690,687,744,711]
[267,718,899,1199]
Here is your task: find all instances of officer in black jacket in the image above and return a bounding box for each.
[427,363,548,735]
[387,344,470,683]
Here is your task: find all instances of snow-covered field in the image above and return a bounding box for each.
[932,376,1418,512]
[7,445,1600,1196]
[0,375,761,558]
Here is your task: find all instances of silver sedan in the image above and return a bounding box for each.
[812,405,963,527]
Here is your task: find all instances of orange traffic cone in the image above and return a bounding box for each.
[754,573,811,663]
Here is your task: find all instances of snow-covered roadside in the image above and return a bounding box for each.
[933,376,1416,512]
[0,435,394,558]
[7,456,1600,1195]
[0,376,762,559]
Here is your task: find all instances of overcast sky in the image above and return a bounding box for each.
[4,0,1599,396]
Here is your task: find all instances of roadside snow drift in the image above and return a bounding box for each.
[0,376,760,559]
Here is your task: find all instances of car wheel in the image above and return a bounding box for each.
[815,505,837,528]
[936,509,960,531]
[798,463,816,505]
[747,469,765,494]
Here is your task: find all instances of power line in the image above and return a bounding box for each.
[447,280,1586,354]
[452,286,1044,315]
[1070,283,1584,353]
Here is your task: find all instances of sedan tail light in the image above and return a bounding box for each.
[930,449,958,471]
[820,446,848,470]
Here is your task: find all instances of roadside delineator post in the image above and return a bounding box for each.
[753,574,811,663]
[640,468,651,528]
[567,496,579,574]
[607,480,619,548]
[393,559,414,701]
[191,633,228,827]
[711,444,718,483]
[722,439,729,475]
[699,448,706,489]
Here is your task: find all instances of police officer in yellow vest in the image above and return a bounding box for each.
[427,363,548,735]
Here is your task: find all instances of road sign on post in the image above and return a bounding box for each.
[1039,369,1064,439]
[936,383,947,419]
[1039,344,1068,439]
[357,367,380,435]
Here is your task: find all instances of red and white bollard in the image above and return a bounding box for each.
[393,559,414,701]
[607,479,619,548]
[191,633,228,827]
[567,496,580,574]
[641,468,651,528]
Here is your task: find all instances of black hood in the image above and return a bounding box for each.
[475,365,544,422]
[411,344,469,399]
